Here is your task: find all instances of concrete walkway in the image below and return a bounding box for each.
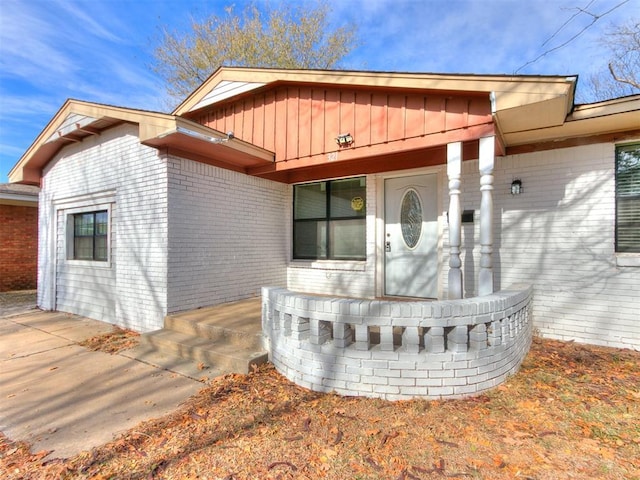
[0,310,205,459]
[0,290,37,318]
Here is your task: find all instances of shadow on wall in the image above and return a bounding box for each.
[112,149,168,332]
[462,221,475,297]
[457,148,634,347]
[39,128,168,333]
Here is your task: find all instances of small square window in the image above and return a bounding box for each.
[73,210,109,261]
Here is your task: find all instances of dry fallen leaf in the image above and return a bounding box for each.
[1,339,637,480]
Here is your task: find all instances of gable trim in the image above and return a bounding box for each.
[190,80,267,112]
[173,67,577,125]
[9,99,274,185]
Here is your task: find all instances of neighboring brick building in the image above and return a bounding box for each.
[0,183,39,292]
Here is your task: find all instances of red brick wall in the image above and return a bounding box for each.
[0,204,38,291]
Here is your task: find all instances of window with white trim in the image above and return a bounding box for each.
[293,177,366,260]
[616,143,640,253]
[72,210,109,261]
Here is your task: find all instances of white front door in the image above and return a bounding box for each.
[384,174,438,298]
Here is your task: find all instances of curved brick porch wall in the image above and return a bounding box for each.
[262,285,533,400]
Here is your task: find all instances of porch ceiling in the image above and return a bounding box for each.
[262,141,483,184]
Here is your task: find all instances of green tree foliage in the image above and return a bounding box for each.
[153,2,358,101]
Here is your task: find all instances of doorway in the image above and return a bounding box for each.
[384,174,438,298]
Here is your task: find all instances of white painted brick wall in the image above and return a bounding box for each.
[441,142,640,350]
[166,157,289,312]
[263,286,533,400]
[37,124,639,350]
[39,124,169,332]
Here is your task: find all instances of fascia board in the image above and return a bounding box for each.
[504,99,640,146]
[173,66,576,116]
[9,100,176,184]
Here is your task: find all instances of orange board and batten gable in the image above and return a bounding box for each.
[186,85,494,183]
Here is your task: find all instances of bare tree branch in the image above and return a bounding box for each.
[151,1,359,103]
[515,0,630,73]
[579,16,639,102]
[608,62,640,89]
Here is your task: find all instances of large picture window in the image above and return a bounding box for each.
[616,143,640,253]
[293,177,366,260]
[73,210,108,261]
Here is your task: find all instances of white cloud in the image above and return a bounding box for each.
[0,1,78,80]
[0,94,60,119]
[0,142,29,157]
[50,0,127,44]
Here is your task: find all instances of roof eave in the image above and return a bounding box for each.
[0,195,39,206]
[8,100,177,185]
[173,66,577,119]
[504,95,640,147]
[142,117,274,168]
[9,100,274,185]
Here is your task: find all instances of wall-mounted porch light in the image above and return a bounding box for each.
[511,179,523,195]
[335,133,354,147]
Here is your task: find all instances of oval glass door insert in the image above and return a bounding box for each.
[400,189,422,248]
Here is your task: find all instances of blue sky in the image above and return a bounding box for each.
[0,0,636,182]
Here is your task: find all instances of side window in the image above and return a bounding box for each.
[293,177,366,260]
[616,143,640,253]
[73,210,109,261]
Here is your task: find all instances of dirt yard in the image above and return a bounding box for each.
[1,334,638,480]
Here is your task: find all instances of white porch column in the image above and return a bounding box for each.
[447,141,463,299]
[478,136,495,296]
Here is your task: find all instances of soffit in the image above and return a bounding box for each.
[0,183,39,205]
[9,100,274,185]
[504,95,640,147]
[142,118,274,169]
[189,80,267,112]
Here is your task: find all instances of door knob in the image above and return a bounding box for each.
[385,241,391,252]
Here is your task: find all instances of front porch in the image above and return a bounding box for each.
[139,298,268,375]
[139,282,533,401]
[262,285,533,400]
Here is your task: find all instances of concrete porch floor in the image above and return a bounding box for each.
[167,297,263,333]
[136,297,266,375]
